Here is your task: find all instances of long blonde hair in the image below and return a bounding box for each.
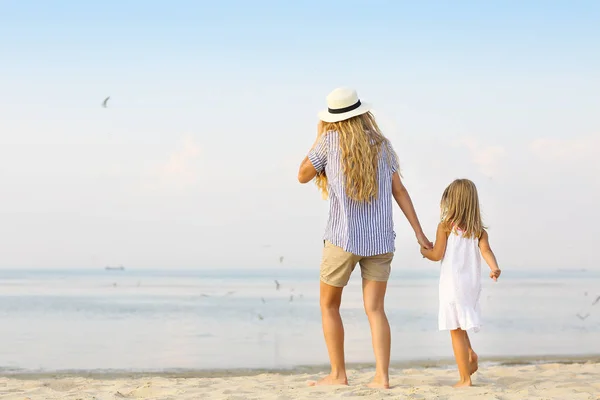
[440,179,485,238]
[314,112,397,202]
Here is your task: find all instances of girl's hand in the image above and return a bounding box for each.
[490,268,501,282]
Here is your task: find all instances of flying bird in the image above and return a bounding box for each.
[102,96,110,108]
[576,313,590,320]
[274,280,281,291]
[592,296,600,306]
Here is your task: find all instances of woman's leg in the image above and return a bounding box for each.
[464,332,478,374]
[309,281,348,386]
[362,279,391,388]
[450,329,472,387]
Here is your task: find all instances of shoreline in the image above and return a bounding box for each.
[3,353,600,379]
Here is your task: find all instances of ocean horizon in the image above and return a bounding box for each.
[1,267,599,374]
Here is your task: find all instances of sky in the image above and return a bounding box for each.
[0,0,598,270]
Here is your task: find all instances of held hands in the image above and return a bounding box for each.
[417,232,433,259]
[490,268,501,282]
[417,232,433,250]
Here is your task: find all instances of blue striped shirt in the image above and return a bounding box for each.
[308,130,399,257]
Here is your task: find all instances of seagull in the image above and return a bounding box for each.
[576,313,590,320]
[289,295,294,303]
[102,96,110,108]
[274,280,280,291]
[257,313,264,320]
[592,296,600,306]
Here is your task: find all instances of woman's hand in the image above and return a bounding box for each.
[416,231,433,250]
[310,120,326,150]
[317,120,325,135]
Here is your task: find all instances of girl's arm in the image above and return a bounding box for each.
[421,223,448,261]
[392,173,433,249]
[479,230,501,281]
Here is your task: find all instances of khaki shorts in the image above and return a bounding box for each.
[320,241,393,287]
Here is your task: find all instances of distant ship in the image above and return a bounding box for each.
[105,265,125,271]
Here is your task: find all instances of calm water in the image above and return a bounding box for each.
[0,268,599,372]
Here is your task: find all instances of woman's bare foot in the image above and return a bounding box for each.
[367,374,390,389]
[453,378,472,388]
[307,374,348,387]
[468,350,478,375]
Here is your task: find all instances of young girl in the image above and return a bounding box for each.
[421,179,501,388]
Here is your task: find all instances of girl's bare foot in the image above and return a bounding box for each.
[453,378,472,388]
[307,374,348,387]
[366,374,390,389]
[468,350,478,375]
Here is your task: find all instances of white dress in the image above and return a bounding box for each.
[439,229,482,332]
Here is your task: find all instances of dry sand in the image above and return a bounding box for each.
[0,362,599,399]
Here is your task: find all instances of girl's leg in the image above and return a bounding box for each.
[450,329,472,387]
[309,281,348,386]
[464,332,478,374]
[362,279,391,389]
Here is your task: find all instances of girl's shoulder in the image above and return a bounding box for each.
[439,220,453,234]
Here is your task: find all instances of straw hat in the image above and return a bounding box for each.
[318,87,372,123]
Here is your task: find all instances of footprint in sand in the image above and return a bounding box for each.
[42,380,82,392]
[116,382,169,398]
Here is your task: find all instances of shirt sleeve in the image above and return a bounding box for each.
[308,135,328,173]
[386,140,400,173]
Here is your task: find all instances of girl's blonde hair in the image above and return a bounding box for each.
[440,179,485,238]
[314,112,397,202]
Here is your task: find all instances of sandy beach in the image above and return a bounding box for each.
[1,361,598,400]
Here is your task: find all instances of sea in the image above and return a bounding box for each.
[0,267,599,373]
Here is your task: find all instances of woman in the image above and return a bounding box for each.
[298,88,432,388]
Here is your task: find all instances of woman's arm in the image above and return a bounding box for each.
[298,155,318,183]
[298,122,326,184]
[479,230,501,281]
[392,172,433,249]
[421,223,448,261]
